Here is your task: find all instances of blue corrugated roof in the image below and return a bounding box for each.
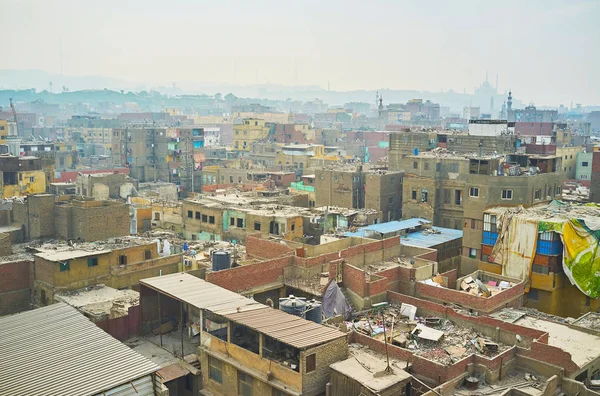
[401,227,463,248]
[344,218,431,237]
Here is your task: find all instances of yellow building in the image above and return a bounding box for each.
[556,146,583,179]
[387,110,411,123]
[233,112,288,123]
[63,127,113,150]
[2,170,46,198]
[275,144,326,169]
[233,119,270,152]
[0,120,8,144]
[32,239,182,306]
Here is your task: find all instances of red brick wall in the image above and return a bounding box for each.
[245,234,294,259]
[440,269,458,289]
[343,264,366,297]
[206,255,292,293]
[367,276,389,296]
[0,260,34,316]
[414,279,524,314]
[517,342,579,376]
[56,168,130,183]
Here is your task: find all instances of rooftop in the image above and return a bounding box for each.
[55,284,139,321]
[515,315,600,367]
[401,227,463,248]
[0,303,159,396]
[141,273,346,349]
[344,218,431,238]
[330,343,411,392]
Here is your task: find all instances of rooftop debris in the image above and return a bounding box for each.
[344,303,510,366]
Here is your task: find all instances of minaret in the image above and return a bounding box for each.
[378,95,384,118]
[507,90,513,111]
[490,97,495,116]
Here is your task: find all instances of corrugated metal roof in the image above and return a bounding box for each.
[401,227,463,248]
[141,273,346,349]
[225,307,346,349]
[141,272,265,316]
[0,303,160,396]
[345,218,431,237]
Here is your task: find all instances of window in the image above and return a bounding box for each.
[59,261,70,272]
[29,176,35,183]
[87,257,98,267]
[291,224,295,231]
[254,222,261,231]
[421,189,428,202]
[230,217,235,226]
[582,161,589,167]
[501,189,513,200]
[230,176,234,183]
[209,357,223,384]
[528,288,539,301]
[154,212,160,220]
[424,162,429,170]
[455,190,462,205]
[443,189,450,204]
[238,371,254,396]
[532,264,549,274]
[144,250,152,260]
[209,216,215,224]
[435,163,440,172]
[187,210,193,218]
[237,218,244,228]
[483,213,498,232]
[196,211,201,220]
[202,214,208,222]
[306,354,316,373]
[118,255,127,265]
[411,190,417,200]
[413,161,418,169]
[556,186,562,195]
[469,187,479,197]
[534,189,541,200]
[469,248,477,259]
[570,155,573,159]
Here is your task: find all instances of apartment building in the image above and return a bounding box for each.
[232,118,270,152]
[0,156,46,198]
[315,164,403,222]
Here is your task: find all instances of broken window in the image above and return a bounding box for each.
[209,357,223,384]
[421,189,428,203]
[306,354,316,373]
[455,190,462,205]
[59,261,70,272]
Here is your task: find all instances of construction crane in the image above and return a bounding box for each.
[9,98,19,136]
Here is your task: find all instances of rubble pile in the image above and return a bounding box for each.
[346,303,509,366]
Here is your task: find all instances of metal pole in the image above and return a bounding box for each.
[180,301,184,357]
[157,292,163,347]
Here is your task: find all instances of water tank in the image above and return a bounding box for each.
[279,295,307,317]
[212,250,231,271]
[305,299,322,324]
[413,148,419,156]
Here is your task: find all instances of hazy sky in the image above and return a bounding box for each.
[2,0,599,105]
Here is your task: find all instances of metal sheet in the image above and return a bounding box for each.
[0,303,160,396]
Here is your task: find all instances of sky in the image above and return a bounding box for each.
[1,0,599,105]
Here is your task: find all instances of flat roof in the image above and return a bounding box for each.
[401,227,463,248]
[330,349,411,392]
[0,303,160,396]
[344,218,431,238]
[515,315,600,367]
[35,248,111,262]
[141,273,346,349]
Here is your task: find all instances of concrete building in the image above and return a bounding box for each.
[591,151,600,203]
[0,155,46,198]
[140,272,348,396]
[557,146,583,179]
[576,151,594,181]
[0,303,165,396]
[233,118,270,152]
[315,164,403,222]
[75,172,137,200]
[478,201,600,318]
[32,236,182,306]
